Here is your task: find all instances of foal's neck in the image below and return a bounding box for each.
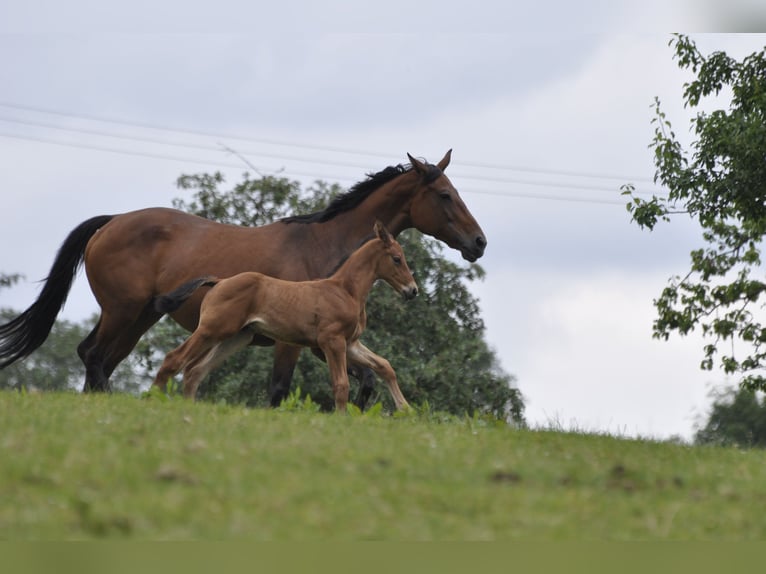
[331,240,383,303]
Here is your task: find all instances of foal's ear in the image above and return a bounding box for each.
[436,149,452,171]
[407,153,427,175]
[374,220,393,246]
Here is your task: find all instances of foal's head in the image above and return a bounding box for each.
[373,221,418,301]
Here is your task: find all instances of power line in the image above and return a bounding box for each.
[0,131,357,182]
[462,188,626,206]
[0,115,377,171]
[0,130,653,206]
[0,100,657,185]
[0,106,661,196]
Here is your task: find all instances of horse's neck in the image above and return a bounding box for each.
[318,173,415,244]
[332,241,381,304]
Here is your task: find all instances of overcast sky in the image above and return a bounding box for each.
[1,3,765,439]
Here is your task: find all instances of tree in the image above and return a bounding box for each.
[0,274,21,289]
[624,35,766,390]
[133,171,525,422]
[695,386,766,448]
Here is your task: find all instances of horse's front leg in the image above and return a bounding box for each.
[269,342,302,407]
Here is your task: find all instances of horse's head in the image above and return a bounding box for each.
[373,221,418,301]
[406,150,487,263]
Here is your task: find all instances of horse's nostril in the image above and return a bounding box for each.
[476,235,487,248]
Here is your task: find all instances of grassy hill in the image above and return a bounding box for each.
[1,390,765,540]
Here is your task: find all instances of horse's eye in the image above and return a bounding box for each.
[439,191,452,201]
[392,256,402,265]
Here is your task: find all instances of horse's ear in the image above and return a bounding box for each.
[374,220,392,246]
[437,149,452,171]
[407,153,427,175]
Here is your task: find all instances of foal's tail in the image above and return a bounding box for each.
[153,277,219,315]
[0,214,114,368]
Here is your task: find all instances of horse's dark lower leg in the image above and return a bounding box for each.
[79,306,162,393]
[78,321,110,392]
[82,350,110,392]
[269,343,302,407]
[352,366,377,411]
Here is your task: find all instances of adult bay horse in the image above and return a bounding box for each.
[0,150,487,405]
[152,221,417,411]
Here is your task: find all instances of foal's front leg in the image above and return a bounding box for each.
[311,347,376,411]
[347,342,409,410]
[320,338,350,413]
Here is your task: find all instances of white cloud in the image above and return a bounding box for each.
[473,267,718,439]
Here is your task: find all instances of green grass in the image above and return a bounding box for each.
[1,390,766,540]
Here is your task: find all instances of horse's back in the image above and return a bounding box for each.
[82,207,295,329]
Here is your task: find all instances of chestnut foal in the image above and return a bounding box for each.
[151,221,417,412]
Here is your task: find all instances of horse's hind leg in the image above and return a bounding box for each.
[269,342,302,407]
[349,365,377,411]
[78,318,109,392]
[80,304,162,392]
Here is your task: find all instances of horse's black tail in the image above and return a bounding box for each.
[153,277,219,315]
[0,215,114,368]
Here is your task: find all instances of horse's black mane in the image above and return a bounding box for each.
[281,161,442,225]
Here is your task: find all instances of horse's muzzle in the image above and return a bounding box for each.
[402,284,419,300]
[461,234,487,262]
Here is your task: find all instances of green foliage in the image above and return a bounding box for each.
[695,386,766,448]
[134,170,524,422]
[276,387,321,413]
[624,35,766,390]
[0,273,21,289]
[140,377,182,402]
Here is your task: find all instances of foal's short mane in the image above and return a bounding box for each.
[281,161,442,225]
[324,234,377,278]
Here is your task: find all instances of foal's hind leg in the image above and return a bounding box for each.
[153,329,217,397]
[155,328,253,399]
[180,330,254,399]
[347,342,409,410]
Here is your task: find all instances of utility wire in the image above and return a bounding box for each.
[0,131,357,182]
[0,101,657,184]
[0,129,651,205]
[0,115,656,196]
